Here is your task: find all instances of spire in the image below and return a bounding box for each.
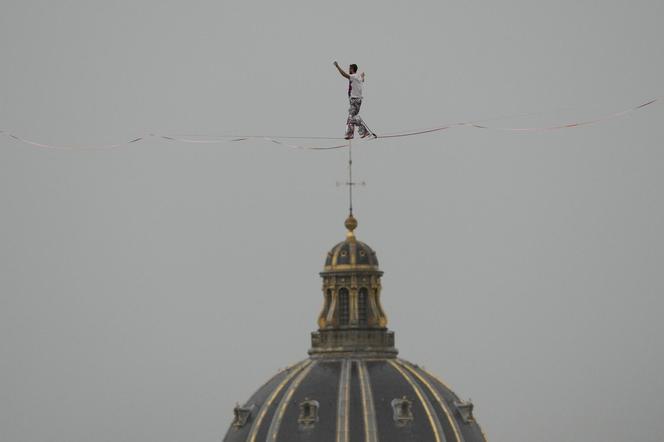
[310,212,396,359]
[339,139,365,236]
[348,139,354,216]
[309,136,395,358]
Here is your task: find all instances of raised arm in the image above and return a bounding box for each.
[333,61,350,79]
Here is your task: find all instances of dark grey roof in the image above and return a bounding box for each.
[324,239,380,272]
[223,357,486,442]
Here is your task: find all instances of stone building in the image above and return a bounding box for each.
[223,213,487,441]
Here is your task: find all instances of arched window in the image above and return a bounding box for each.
[358,288,369,325]
[298,398,320,426]
[232,403,255,428]
[454,400,475,423]
[338,288,349,326]
[391,396,414,426]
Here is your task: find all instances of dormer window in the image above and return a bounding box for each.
[298,398,320,427]
[454,399,475,423]
[391,396,414,426]
[232,403,255,428]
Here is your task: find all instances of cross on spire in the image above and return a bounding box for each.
[337,139,365,216]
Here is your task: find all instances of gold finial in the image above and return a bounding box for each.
[345,213,358,239]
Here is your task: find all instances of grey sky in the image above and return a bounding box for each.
[1,1,663,441]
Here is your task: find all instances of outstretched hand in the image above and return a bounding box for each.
[333,61,350,79]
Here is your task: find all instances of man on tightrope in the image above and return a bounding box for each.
[333,61,375,140]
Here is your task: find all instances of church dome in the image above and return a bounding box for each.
[223,359,486,442]
[324,238,379,271]
[324,214,380,273]
[222,214,487,441]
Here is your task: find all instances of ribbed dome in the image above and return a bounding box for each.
[222,214,487,441]
[323,214,380,273]
[324,239,379,272]
[223,358,486,442]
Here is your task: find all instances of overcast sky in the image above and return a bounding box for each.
[1,1,663,441]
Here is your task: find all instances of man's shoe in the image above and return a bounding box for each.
[344,134,354,140]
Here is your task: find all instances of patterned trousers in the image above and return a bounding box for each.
[346,97,370,137]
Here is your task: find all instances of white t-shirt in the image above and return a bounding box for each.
[349,72,363,98]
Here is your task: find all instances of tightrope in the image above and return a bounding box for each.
[0,97,659,151]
